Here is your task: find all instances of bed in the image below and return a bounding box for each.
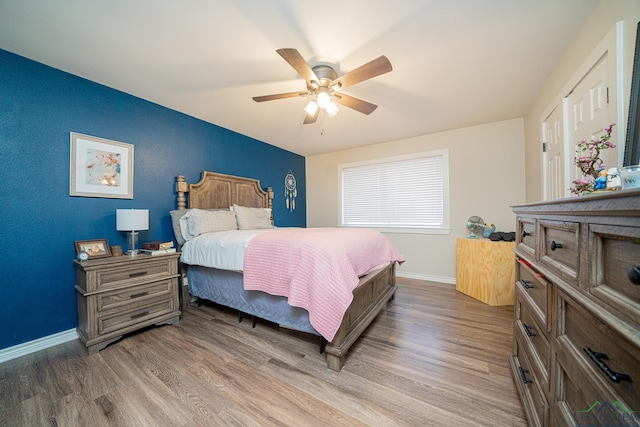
[172,171,402,371]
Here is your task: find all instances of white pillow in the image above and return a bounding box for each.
[180,209,238,239]
[169,209,190,245]
[232,204,274,230]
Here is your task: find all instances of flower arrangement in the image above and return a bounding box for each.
[570,124,616,195]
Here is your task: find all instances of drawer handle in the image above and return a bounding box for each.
[519,279,534,289]
[550,241,563,251]
[583,347,632,383]
[129,271,148,278]
[130,291,148,299]
[521,230,530,240]
[519,367,533,384]
[130,310,149,320]
[522,323,536,337]
[628,266,640,285]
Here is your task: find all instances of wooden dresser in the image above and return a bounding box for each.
[510,190,640,426]
[74,253,181,354]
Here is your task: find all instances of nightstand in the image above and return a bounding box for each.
[74,252,181,354]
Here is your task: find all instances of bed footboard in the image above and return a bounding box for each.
[325,262,397,371]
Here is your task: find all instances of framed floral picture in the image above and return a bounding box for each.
[74,239,112,259]
[70,132,134,199]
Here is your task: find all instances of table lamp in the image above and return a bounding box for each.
[116,209,149,255]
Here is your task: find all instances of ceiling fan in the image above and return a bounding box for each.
[252,48,392,124]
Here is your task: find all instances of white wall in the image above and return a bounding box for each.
[306,118,525,282]
[523,0,640,201]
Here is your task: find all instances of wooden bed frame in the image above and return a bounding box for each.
[175,171,398,371]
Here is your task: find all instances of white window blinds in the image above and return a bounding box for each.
[340,151,448,230]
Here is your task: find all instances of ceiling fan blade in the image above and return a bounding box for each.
[330,55,392,90]
[303,109,318,124]
[276,48,319,84]
[333,93,378,115]
[252,91,307,102]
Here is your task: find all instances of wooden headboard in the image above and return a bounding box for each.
[175,171,274,210]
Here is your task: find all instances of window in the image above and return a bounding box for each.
[339,150,450,234]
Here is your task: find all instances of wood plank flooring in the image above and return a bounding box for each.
[0,278,527,426]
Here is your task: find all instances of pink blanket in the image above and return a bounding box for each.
[242,227,404,341]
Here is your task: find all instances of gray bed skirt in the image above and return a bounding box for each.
[187,265,319,336]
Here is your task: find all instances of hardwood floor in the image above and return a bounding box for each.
[0,278,526,426]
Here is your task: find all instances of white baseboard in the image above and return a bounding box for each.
[397,271,456,285]
[0,329,79,364]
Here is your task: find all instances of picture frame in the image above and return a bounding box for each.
[70,132,134,199]
[75,239,112,259]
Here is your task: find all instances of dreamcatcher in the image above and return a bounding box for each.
[284,170,297,212]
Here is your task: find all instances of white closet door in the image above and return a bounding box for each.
[542,105,564,200]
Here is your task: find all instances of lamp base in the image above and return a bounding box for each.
[126,231,139,256]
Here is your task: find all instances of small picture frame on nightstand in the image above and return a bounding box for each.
[75,239,111,259]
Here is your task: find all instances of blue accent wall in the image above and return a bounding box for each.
[0,49,306,350]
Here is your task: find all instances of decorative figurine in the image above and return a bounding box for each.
[594,168,608,190]
[606,167,622,190]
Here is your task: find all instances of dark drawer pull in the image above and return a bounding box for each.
[130,291,148,299]
[519,367,533,384]
[519,279,534,289]
[522,230,530,240]
[522,323,536,337]
[550,241,563,251]
[130,310,149,320]
[583,347,632,383]
[129,271,148,278]
[628,266,640,285]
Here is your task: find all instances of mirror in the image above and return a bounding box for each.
[624,21,640,166]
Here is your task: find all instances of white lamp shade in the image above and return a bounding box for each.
[325,102,339,117]
[304,101,319,116]
[116,209,149,231]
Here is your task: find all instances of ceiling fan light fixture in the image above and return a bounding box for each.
[316,89,331,108]
[325,102,339,117]
[304,101,319,116]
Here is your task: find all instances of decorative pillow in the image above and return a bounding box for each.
[181,209,238,238]
[232,204,274,230]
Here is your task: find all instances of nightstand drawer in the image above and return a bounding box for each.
[94,258,177,291]
[557,289,639,409]
[97,279,176,312]
[539,220,579,286]
[98,298,175,335]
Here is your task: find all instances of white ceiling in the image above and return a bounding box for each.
[0,0,598,156]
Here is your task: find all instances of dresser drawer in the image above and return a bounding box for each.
[589,224,640,324]
[517,217,536,257]
[517,260,551,331]
[97,298,176,335]
[89,258,177,292]
[510,336,549,427]
[539,220,579,286]
[557,289,640,410]
[515,288,550,387]
[552,347,638,427]
[97,279,176,312]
